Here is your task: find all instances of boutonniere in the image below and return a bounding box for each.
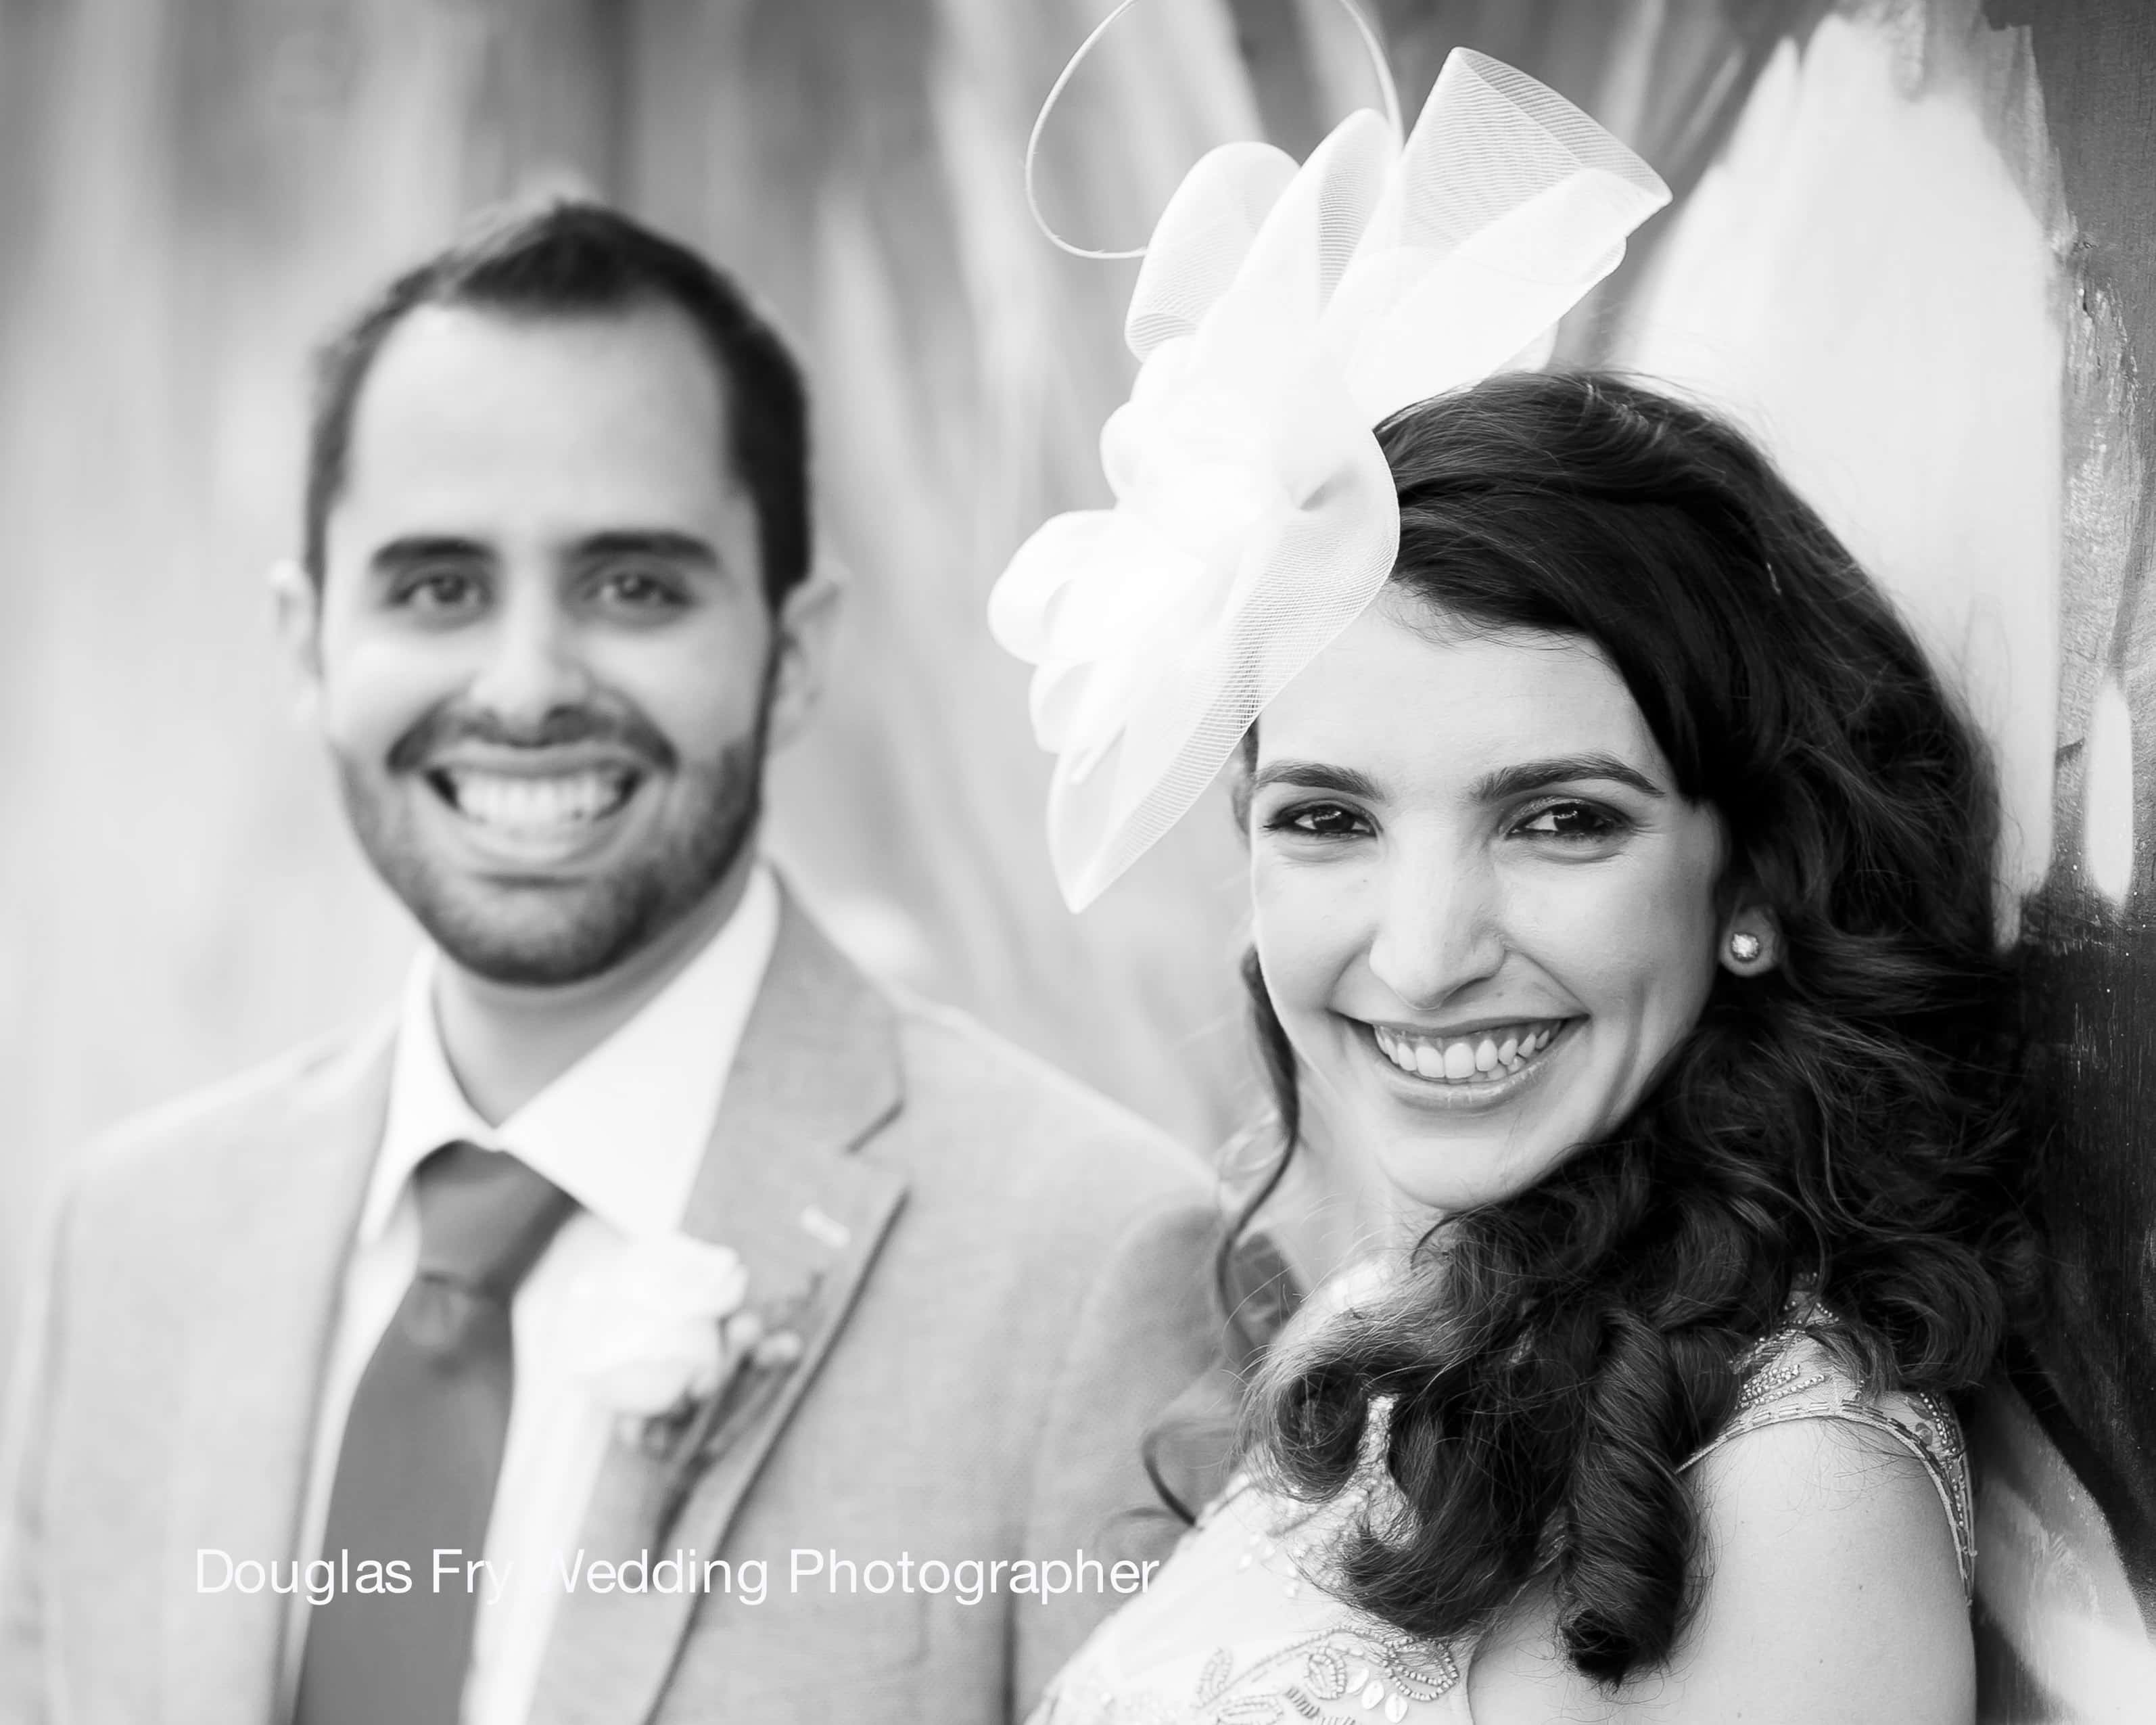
[566,1235,818,1544]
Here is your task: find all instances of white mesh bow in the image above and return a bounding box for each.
[990,47,1670,911]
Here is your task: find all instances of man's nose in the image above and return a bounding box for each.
[1364,842,1506,1012]
[465,591,592,727]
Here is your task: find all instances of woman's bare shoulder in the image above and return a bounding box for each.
[1658,1412,1975,1721]
[1466,1365,1974,1725]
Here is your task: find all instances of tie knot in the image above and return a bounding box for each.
[413,1141,576,1300]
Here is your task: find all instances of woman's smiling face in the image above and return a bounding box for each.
[1248,593,1729,1215]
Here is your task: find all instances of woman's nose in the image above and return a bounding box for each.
[1363,844,1506,1012]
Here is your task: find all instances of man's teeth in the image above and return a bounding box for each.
[440,770,633,831]
[1372,1021,1563,1084]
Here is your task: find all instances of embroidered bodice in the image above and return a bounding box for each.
[1031,1316,1973,1725]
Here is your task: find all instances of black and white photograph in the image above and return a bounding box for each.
[0,1,2151,1720]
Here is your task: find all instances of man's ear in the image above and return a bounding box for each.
[269,558,325,719]
[764,556,847,753]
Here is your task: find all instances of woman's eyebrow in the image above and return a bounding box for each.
[1472,755,1666,801]
[1248,760,1384,801]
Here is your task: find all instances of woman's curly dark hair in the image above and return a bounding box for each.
[1227,371,2039,1686]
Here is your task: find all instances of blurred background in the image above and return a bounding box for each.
[1,0,2151,1714]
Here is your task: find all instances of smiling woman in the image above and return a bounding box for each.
[1219,372,2036,1718]
[1246,610,1730,1213]
[1027,371,2038,1725]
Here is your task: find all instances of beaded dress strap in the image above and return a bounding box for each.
[1679,1327,1975,1596]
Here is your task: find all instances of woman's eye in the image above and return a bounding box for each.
[1514,800,1625,842]
[1267,802,1371,840]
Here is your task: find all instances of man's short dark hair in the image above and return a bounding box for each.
[304,200,810,605]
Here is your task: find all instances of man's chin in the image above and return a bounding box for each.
[403,881,670,990]
[431,927,647,990]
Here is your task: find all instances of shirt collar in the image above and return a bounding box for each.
[365,863,782,1245]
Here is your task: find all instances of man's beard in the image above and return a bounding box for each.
[339,681,772,989]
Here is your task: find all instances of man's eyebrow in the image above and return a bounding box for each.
[1248,760,1385,800]
[369,534,493,574]
[571,529,722,570]
[1471,754,1666,801]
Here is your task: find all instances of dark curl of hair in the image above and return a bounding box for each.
[1234,371,2038,1687]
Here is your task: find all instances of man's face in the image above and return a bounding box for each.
[296,302,813,987]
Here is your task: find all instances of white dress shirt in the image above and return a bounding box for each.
[281,865,780,1725]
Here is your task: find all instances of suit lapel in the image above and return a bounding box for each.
[160,1022,393,1725]
[532,893,909,1725]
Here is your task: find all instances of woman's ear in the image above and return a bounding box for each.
[1718,902,1782,976]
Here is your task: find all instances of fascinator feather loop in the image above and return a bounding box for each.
[993,9,1670,910]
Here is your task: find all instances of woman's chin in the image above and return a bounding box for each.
[1343,1037,1593,1214]
[1369,1134,1569,1218]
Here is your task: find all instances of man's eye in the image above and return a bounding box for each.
[1514,800,1625,841]
[594,566,685,608]
[1267,802,1370,840]
[396,569,483,612]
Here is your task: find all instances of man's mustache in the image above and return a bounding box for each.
[387,703,679,774]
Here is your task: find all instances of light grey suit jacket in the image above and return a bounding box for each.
[0,894,1223,1723]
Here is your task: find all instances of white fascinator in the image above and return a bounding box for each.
[989,5,1670,911]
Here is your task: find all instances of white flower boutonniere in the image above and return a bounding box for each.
[568,1235,751,1422]
[567,1235,815,1541]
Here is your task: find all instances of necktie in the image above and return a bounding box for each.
[293,1141,576,1725]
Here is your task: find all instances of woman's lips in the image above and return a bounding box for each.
[1352,1016,1578,1111]
[1370,1016,1572,1084]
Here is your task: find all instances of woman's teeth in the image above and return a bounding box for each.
[1371,1021,1563,1084]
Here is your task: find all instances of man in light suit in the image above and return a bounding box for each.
[0,203,1220,1723]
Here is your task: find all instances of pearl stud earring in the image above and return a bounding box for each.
[1728,930,1763,964]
